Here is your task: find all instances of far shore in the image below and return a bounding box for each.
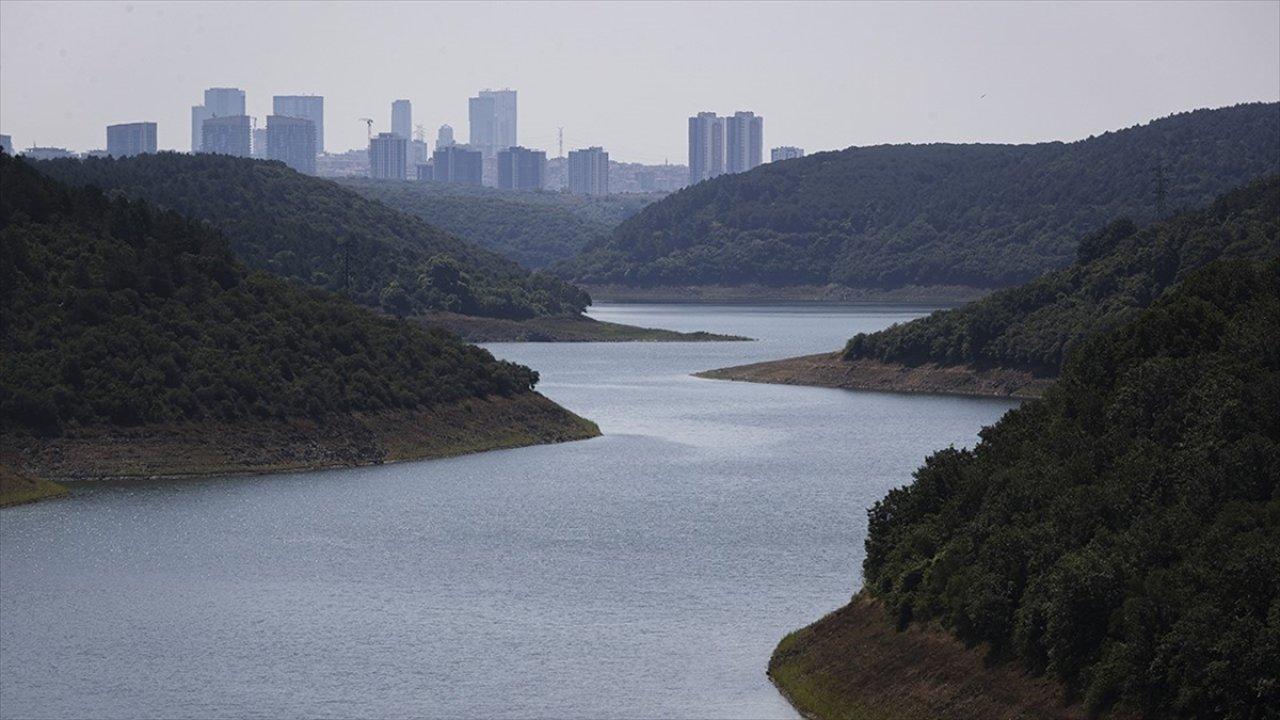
[417,311,751,342]
[696,353,1051,400]
[581,283,991,305]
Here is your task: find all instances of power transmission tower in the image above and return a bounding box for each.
[557,127,564,158]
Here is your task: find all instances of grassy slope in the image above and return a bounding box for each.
[419,311,750,342]
[0,464,69,507]
[3,394,599,482]
[769,595,1093,720]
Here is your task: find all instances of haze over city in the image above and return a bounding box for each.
[2,0,1278,159]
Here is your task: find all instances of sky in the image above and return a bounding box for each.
[1,1,1277,163]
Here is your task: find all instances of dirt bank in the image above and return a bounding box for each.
[696,353,1051,400]
[769,594,1094,720]
[1,393,600,484]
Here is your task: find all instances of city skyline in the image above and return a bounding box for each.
[3,2,1276,162]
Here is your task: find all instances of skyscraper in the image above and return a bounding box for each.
[436,124,455,148]
[191,105,211,152]
[431,145,483,185]
[266,115,316,174]
[688,112,725,185]
[725,111,763,174]
[771,146,804,162]
[496,146,545,190]
[252,127,269,159]
[106,122,157,157]
[0,134,12,154]
[273,95,325,153]
[205,87,246,117]
[468,89,516,156]
[568,146,609,196]
[391,99,412,139]
[201,115,252,157]
[192,87,246,152]
[369,132,408,180]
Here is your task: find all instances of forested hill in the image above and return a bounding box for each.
[556,103,1280,291]
[0,152,543,435]
[337,178,662,270]
[35,153,589,320]
[861,257,1280,718]
[844,175,1280,375]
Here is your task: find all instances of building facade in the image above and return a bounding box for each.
[272,95,325,153]
[369,132,408,180]
[725,111,763,174]
[391,99,412,139]
[436,124,455,148]
[22,147,75,161]
[771,146,805,162]
[266,115,316,174]
[469,89,516,157]
[252,127,269,158]
[201,115,252,157]
[567,146,609,195]
[497,146,545,190]
[430,145,483,185]
[0,134,11,154]
[106,122,157,157]
[192,87,246,152]
[688,111,725,184]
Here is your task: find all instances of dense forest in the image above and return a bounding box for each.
[338,178,662,269]
[844,175,1280,375]
[556,103,1280,290]
[35,153,590,319]
[0,152,542,435]
[862,257,1279,718]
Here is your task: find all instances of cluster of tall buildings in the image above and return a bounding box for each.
[688,111,764,185]
[189,88,321,174]
[4,85,802,196]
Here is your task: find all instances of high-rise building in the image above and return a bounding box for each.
[0,134,12,154]
[436,124,455,148]
[272,95,325,153]
[468,89,516,156]
[252,127,269,159]
[191,105,211,152]
[771,146,805,162]
[191,87,246,152]
[391,99,412,140]
[201,115,252,157]
[409,139,430,168]
[497,146,545,191]
[430,145,483,185]
[266,115,316,174]
[688,112,725,184]
[567,146,609,195]
[106,122,157,157]
[205,87,246,117]
[369,132,408,180]
[725,111,763,174]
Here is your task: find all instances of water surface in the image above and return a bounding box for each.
[0,304,1016,719]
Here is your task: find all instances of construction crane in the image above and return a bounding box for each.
[358,118,373,142]
[413,124,427,143]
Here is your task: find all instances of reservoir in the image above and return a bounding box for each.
[0,304,1017,719]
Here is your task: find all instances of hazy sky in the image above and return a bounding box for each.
[2,1,1277,162]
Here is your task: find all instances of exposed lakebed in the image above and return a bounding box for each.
[0,304,1015,719]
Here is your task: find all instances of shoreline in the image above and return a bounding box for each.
[580,284,990,305]
[696,353,1051,401]
[0,394,600,494]
[768,594,1088,720]
[417,311,751,343]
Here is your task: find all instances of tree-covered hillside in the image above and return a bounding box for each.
[844,175,1280,375]
[557,103,1279,291]
[0,152,542,435]
[337,178,662,269]
[35,153,589,320]
[862,258,1279,718]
